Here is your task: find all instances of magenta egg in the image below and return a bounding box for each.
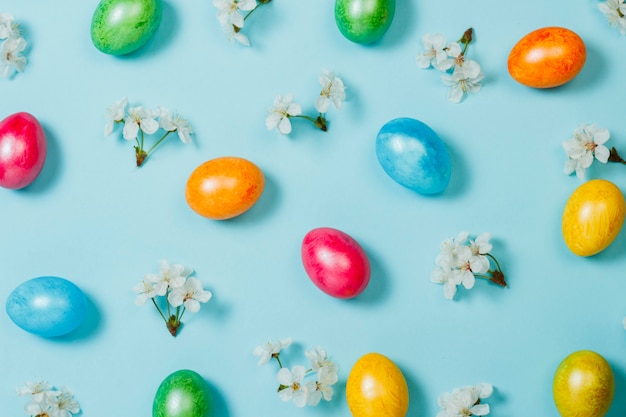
[301,227,371,299]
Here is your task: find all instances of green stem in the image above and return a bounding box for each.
[151,298,168,324]
[292,114,328,131]
[273,354,284,368]
[244,0,271,21]
[177,306,187,323]
[485,253,502,272]
[145,131,172,157]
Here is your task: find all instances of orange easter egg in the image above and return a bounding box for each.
[346,352,409,417]
[508,27,586,88]
[185,156,264,220]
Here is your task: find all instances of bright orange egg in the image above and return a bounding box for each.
[508,27,586,88]
[185,156,264,220]
[562,179,625,257]
[346,352,409,417]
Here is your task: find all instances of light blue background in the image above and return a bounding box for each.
[2,0,626,416]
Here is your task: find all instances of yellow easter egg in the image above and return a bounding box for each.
[346,352,409,417]
[562,179,625,256]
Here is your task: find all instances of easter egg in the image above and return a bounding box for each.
[346,352,409,417]
[553,350,614,417]
[6,276,88,337]
[376,117,451,195]
[153,369,214,417]
[185,156,265,220]
[91,0,162,55]
[508,27,586,88]
[562,179,625,256]
[0,112,47,190]
[335,0,395,44]
[301,227,370,299]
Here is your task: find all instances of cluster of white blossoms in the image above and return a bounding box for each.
[598,0,626,35]
[266,70,346,135]
[104,97,193,167]
[562,123,624,180]
[416,28,484,103]
[253,338,339,407]
[430,232,506,300]
[436,383,493,417]
[133,260,212,337]
[0,13,27,78]
[212,0,271,46]
[17,381,80,417]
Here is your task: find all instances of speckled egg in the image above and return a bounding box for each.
[335,0,395,44]
[153,369,214,417]
[185,156,265,220]
[562,179,625,256]
[508,27,586,88]
[6,276,88,337]
[376,117,451,195]
[346,352,409,417]
[91,0,162,55]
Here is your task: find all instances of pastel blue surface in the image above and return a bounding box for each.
[6,276,88,337]
[376,117,451,194]
[3,0,626,416]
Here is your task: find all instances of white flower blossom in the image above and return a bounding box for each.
[132,274,162,305]
[16,380,53,402]
[0,35,27,78]
[276,366,309,407]
[213,0,257,29]
[563,123,611,179]
[437,384,493,417]
[430,267,461,300]
[0,13,18,39]
[167,277,212,313]
[305,346,338,373]
[159,109,194,144]
[266,94,302,135]
[599,0,626,35]
[104,97,128,136]
[416,33,454,70]
[441,59,484,103]
[253,337,293,365]
[305,365,338,406]
[122,106,159,140]
[47,387,81,417]
[315,70,346,113]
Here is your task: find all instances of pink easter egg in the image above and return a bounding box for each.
[301,227,371,299]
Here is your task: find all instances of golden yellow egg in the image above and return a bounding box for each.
[562,179,625,256]
[346,352,409,417]
[553,350,614,417]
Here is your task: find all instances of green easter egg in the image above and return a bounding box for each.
[90,0,162,55]
[334,0,395,44]
[153,370,214,417]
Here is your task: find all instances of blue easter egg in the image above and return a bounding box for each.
[376,118,451,194]
[6,276,88,337]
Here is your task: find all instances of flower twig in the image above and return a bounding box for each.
[213,0,273,46]
[0,13,27,78]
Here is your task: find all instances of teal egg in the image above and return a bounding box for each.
[334,0,395,44]
[90,0,162,55]
[153,370,214,417]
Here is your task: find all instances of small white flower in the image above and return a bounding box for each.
[305,346,338,373]
[253,337,293,365]
[16,380,53,402]
[159,110,194,144]
[47,387,81,417]
[167,277,212,312]
[276,366,309,407]
[0,36,27,78]
[437,385,492,417]
[132,274,161,305]
[563,123,611,179]
[156,260,190,290]
[441,60,484,103]
[221,22,250,46]
[599,0,626,35]
[0,13,18,39]
[430,267,461,300]
[416,33,456,71]
[436,231,469,269]
[469,233,492,256]
[122,106,159,140]
[315,70,346,113]
[305,365,338,406]
[104,97,128,136]
[213,0,257,29]
[266,94,302,135]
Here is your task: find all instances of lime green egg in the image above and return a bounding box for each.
[90,0,162,55]
[152,370,214,417]
[334,0,395,44]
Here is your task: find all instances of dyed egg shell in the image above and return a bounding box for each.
[562,179,625,256]
[553,350,614,417]
[376,117,451,195]
[185,156,265,220]
[346,352,409,417]
[153,369,214,417]
[301,227,370,299]
[0,112,47,190]
[335,0,396,44]
[6,276,88,337]
[91,0,162,55]
[508,27,586,88]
